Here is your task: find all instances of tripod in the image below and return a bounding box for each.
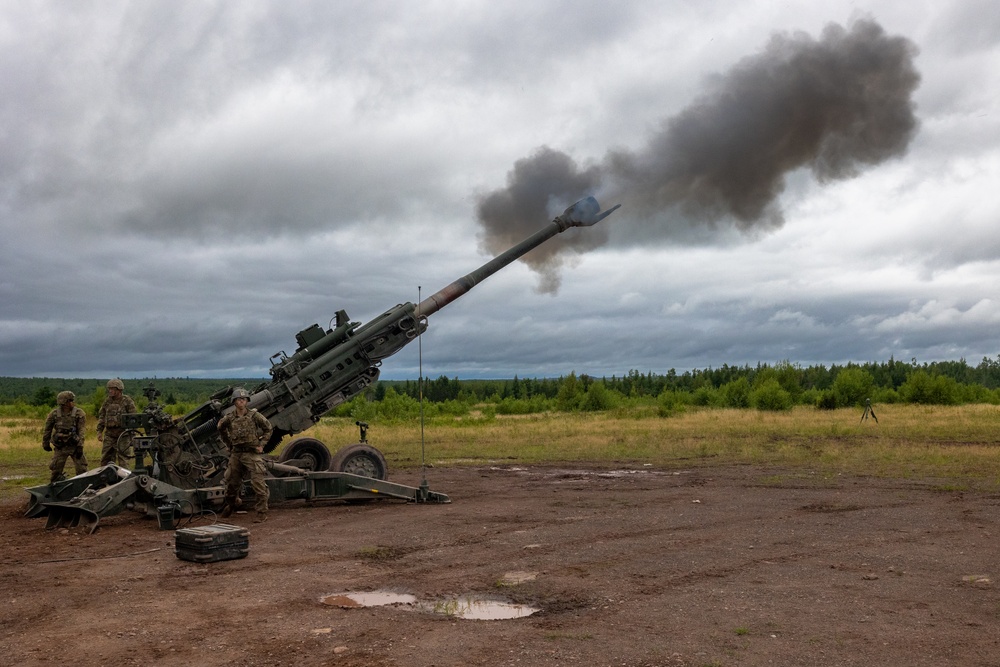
[860,398,878,424]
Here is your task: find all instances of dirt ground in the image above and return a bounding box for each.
[2,463,1000,667]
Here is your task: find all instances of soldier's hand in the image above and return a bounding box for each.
[42,442,52,452]
[98,433,104,442]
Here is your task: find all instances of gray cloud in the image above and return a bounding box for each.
[1,2,998,381]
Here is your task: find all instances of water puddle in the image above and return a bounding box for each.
[416,596,539,620]
[321,591,417,608]
[320,590,539,620]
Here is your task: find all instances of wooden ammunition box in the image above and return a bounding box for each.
[174,523,250,563]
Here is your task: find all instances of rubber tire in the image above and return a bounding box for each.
[329,444,388,481]
[277,437,333,472]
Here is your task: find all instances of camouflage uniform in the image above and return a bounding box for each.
[218,399,273,518]
[97,379,137,466]
[42,392,87,483]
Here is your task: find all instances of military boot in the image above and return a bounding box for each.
[253,512,268,524]
[220,502,234,519]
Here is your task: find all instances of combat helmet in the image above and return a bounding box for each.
[107,378,124,391]
[231,388,251,401]
[56,391,76,405]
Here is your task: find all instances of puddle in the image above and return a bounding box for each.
[320,591,417,608]
[321,590,539,620]
[416,596,539,620]
[489,466,680,479]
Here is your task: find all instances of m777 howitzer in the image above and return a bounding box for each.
[25,197,620,533]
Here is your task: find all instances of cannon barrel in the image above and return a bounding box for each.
[415,196,619,318]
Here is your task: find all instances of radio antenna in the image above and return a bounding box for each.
[418,286,429,500]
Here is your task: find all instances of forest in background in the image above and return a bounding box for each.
[3,355,1000,422]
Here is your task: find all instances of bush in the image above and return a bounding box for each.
[436,399,474,417]
[900,371,959,405]
[555,373,582,412]
[832,367,875,408]
[0,402,50,418]
[872,387,900,404]
[720,378,751,409]
[815,390,837,410]
[657,389,686,417]
[579,383,619,412]
[335,395,378,421]
[751,379,792,411]
[495,395,552,415]
[690,386,717,407]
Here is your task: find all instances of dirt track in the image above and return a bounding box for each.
[3,464,1000,666]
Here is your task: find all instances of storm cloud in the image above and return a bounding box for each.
[1,3,998,380]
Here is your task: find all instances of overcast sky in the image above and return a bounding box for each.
[2,1,999,381]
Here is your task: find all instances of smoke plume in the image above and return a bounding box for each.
[476,18,921,292]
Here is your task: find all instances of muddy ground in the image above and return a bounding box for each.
[2,463,1000,667]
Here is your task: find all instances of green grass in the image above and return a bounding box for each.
[4,404,1000,501]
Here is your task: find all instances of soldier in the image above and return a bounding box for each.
[42,391,88,484]
[97,378,138,466]
[217,388,273,522]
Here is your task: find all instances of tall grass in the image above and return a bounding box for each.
[307,404,1000,486]
[3,404,1000,501]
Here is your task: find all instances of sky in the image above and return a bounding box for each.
[2,1,999,381]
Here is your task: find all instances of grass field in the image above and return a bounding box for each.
[4,403,1000,500]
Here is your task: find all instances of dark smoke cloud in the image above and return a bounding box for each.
[477,18,921,292]
[476,147,606,293]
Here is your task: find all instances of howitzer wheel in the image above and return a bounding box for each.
[329,443,388,481]
[277,437,333,472]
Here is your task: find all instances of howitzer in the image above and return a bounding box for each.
[25,197,620,533]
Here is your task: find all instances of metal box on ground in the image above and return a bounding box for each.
[175,523,250,562]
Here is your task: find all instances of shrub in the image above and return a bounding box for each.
[555,373,582,412]
[436,399,474,417]
[751,379,792,411]
[719,377,751,408]
[872,387,900,404]
[657,389,686,417]
[495,398,528,415]
[579,383,619,412]
[900,371,959,405]
[690,386,717,407]
[832,367,875,408]
[815,390,837,410]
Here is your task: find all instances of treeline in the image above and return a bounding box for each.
[379,356,1000,405]
[329,355,1000,422]
[3,355,1000,421]
[0,378,263,410]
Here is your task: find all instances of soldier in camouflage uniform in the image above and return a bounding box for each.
[217,388,273,522]
[42,391,88,483]
[97,378,138,467]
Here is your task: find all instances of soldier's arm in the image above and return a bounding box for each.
[96,401,106,435]
[217,416,232,447]
[76,410,86,445]
[254,412,273,442]
[42,413,55,447]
